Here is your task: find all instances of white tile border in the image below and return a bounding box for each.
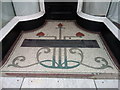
[94,79,119,89]
[0,76,119,89]
[21,78,96,88]
[0,77,24,89]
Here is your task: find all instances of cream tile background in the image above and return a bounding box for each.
[0,21,119,77]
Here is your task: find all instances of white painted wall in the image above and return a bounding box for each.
[12,0,40,16]
[0,0,119,42]
[0,1,45,42]
[107,2,120,24]
[2,0,15,27]
[82,1,111,16]
[77,0,120,41]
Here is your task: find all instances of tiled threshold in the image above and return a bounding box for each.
[0,20,119,79]
[0,77,119,89]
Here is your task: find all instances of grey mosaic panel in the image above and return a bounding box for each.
[21,39,100,48]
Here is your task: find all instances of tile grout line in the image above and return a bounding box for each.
[93,79,98,90]
[19,77,25,90]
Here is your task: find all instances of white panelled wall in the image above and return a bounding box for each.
[1,0,120,41]
[0,0,45,42]
[12,0,40,16]
[77,0,120,41]
[1,0,43,29]
[107,1,120,24]
[1,0,15,27]
[82,1,111,16]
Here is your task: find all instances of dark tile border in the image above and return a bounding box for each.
[21,39,100,48]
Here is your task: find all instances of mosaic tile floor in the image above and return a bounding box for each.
[0,21,119,78]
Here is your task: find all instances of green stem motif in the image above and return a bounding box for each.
[7,56,38,68]
[38,48,81,69]
[64,48,67,67]
[58,48,62,67]
[7,48,113,70]
[81,57,113,69]
[52,48,56,67]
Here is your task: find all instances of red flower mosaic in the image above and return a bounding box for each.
[58,23,63,27]
[76,32,85,37]
[36,32,45,37]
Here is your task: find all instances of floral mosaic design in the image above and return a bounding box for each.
[8,47,113,69]
[76,32,85,37]
[7,23,113,70]
[36,32,45,37]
